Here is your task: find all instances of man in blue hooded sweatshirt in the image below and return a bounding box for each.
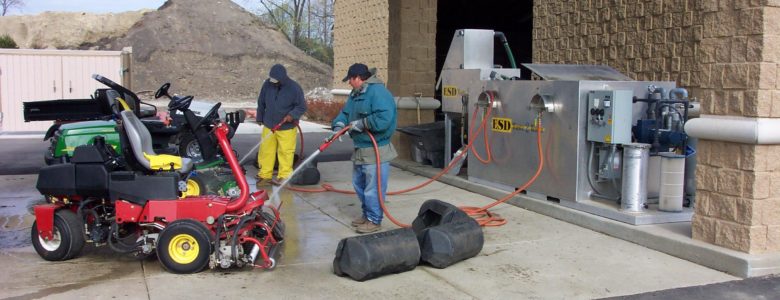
[332,63,397,233]
[256,64,307,186]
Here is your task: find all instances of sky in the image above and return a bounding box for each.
[6,0,253,15]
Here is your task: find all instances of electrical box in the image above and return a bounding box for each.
[586,90,633,144]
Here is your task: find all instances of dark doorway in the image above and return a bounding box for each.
[434,1,534,121]
[435,0,534,80]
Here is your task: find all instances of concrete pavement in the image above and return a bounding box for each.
[0,159,739,299]
[0,123,764,299]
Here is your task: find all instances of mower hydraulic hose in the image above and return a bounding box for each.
[215,123,250,212]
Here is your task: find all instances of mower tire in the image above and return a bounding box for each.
[157,219,213,274]
[31,210,86,261]
[178,132,202,162]
[184,177,205,197]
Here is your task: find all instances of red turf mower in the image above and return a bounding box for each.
[31,109,283,274]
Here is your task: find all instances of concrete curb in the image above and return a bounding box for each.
[391,159,780,278]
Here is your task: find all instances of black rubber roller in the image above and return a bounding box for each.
[411,199,471,238]
[419,217,484,268]
[333,228,420,281]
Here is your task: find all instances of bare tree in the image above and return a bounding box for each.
[255,0,308,46]
[1,0,24,16]
[243,0,334,63]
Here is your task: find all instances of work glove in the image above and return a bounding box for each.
[282,114,293,123]
[327,122,346,142]
[349,118,368,133]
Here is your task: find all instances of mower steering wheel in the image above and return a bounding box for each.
[196,102,222,129]
[155,83,171,99]
[168,95,194,112]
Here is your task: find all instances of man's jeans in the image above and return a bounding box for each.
[352,162,390,225]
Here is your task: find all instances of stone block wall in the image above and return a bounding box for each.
[332,0,391,90]
[333,0,437,160]
[387,0,438,160]
[534,0,780,253]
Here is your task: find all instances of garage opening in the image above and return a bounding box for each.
[435,0,534,119]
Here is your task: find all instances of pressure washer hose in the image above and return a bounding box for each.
[285,100,545,228]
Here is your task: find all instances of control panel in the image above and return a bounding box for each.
[586,90,633,144]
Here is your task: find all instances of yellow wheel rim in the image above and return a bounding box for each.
[168,234,199,264]
[184,179,201,197]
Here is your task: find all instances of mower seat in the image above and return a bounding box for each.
[120,110,193,173]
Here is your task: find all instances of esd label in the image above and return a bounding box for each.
[442,85,458,97]
[491,117,512,133]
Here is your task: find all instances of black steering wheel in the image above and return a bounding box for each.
[168,95,194,112]
[93,74,138,102]
[92,74,146,114]
[196,102,222,129]
[155,83,171,99]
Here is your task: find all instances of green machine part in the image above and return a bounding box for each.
[54,120,121,157]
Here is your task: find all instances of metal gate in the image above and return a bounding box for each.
[0,49,130,132]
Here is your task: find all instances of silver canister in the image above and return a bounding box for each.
[620,143,651,212]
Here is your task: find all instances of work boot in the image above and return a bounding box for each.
[271,178,285,186]
[351,216,368,227]
[355,222,381,234]
[256,178,272,188]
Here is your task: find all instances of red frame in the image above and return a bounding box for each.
[33,204,60,240]
[33,122,279,269]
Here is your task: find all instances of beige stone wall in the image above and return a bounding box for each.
[387,0,437,97]
[333,0,437,160]
[387,0,438,160]
[332,0,391,89]
[534,0,780,253]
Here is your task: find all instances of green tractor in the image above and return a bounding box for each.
[25,74,244,197]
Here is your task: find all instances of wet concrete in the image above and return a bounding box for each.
[0,135,742,299]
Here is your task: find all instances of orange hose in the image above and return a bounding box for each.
[469,91,494,164]
[459,116,544,226]
[284,108,545,228]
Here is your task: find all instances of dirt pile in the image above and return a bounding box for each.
[0,11,147,49]
[97,0,332,101]
[0,0,333,102]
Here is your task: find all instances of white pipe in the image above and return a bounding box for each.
[395,96,441,110]
[330,89,351,96]
[684,114,780,144]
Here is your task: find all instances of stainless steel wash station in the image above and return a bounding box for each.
[440,29,697,225]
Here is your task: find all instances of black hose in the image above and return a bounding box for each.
[587,142,620,201]
[230,214,255,261]
[213,215,226,262]
[77,198,97,221]
[107,222,142,254]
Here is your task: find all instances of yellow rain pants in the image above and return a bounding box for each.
[257,126,298,180]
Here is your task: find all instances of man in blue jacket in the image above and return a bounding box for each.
[332,63,397,233]
[256,64,306,186]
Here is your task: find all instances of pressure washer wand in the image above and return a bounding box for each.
[238,120,287,165]
[268,126,351,207]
